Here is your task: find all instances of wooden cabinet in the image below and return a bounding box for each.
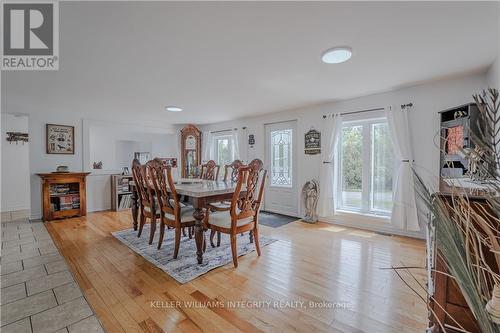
[180,124,201,178]
[37,172,90,221]
[429,194,497,333]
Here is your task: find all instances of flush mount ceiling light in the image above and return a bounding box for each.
[321,47,352,64]
[165,106,183,112]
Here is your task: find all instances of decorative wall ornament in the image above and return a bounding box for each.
[301,179,319,223]
[304,128,321,155]
[248,134,255,146]
[46,124,74,154]
[93,161,103,169]
[6,132,28,144]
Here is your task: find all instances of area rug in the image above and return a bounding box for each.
[259,211,299,228]
[112,225,278,284]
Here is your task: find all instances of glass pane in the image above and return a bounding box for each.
[372,123,394,212]
[217,138,231,166]
[271,129,292,187]
[341,126,362,208]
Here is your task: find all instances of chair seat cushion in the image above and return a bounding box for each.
[207,211,254,229]
[164,206,196,224]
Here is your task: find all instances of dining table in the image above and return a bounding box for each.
[130,179,239,264]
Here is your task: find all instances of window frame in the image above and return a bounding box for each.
[337,116,394,217]
[213,133,234,166]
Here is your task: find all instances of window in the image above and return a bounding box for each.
[338,117,394,215]
[214,135,233,166]
[270,129,293,187]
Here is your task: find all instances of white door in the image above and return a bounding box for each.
[264,120,298,217]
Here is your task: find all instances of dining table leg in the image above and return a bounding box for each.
[193,200,206,264]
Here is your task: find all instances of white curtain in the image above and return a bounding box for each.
[231,129,240,161]
[318,114,343,217]
[202,131,213,162]
[385,106,420,231]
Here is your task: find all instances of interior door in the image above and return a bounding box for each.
[264,120,298,217]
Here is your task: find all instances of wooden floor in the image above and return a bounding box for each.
[45,211,428,333]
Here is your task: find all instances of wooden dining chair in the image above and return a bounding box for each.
[208,159,245,247]
[204,159,267,267]
[200,160,220,180]
[132,159,160,245]
[147,159,197,256]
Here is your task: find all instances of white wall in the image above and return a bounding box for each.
[201,73,488,236]
[1,114,30,213]
[487,3,500,89]
[83,120,178,213]
[19,111,176,219]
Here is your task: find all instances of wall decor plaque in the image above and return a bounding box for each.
[248,134,255,146]
[46,124,74,154]
[304,129,321,155]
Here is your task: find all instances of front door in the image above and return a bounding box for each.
[264,120,298,217]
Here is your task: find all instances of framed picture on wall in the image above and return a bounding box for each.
[46,124,75,154]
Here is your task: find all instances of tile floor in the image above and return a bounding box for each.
[1,219,105,333]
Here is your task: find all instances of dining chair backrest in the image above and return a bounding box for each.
[146,158,179,224]
[200,160,220,180]
[223,160,245,182]
[231,159,266,226]
[132,159,153,210]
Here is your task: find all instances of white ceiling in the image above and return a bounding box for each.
[2,1,499,125]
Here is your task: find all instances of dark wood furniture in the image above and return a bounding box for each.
[204,159,267,267]
[180,124,202,178]
[429,191,497,333]
[200,160,220,180]
[146,159,196,255]
[208,159,245,246]
[132,159,161,245]
[37,172,90,221]
[131,177,244,264]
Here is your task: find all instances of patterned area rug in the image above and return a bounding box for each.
[112,225,278,284]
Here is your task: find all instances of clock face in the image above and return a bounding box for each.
[186,135,197,150]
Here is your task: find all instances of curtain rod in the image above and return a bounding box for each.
[322,107,385,119]
[210,128,238,134]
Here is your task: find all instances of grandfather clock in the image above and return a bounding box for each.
[180,124,202,178]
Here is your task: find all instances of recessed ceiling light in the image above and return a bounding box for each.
[165,106,183,112]
[321,47,352,64]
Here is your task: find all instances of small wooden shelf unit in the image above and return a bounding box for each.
[37,172,90,221]
[111,174,134,211]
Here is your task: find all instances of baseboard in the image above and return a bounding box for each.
[319,216,425,240]
[1,209,31,222]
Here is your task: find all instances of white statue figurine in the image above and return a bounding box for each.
[302,180,319,223]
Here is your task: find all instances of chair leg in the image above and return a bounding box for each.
[149,215,156,245]
[182,227,186,237]
[230,234,238,268]
[203,235,207,252]
[210,230,216,247]
[253,227,261,256]
[188,226,193,239]
[138,213,145,237]
[249,230,253,243]
[157,222,165,250]
[173,228,181,259]
[217,231,221,247]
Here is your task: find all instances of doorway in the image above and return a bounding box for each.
[264,120,298,217]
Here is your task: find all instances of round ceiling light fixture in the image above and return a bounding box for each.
[321,47,352,64]
[165,106,183,112]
